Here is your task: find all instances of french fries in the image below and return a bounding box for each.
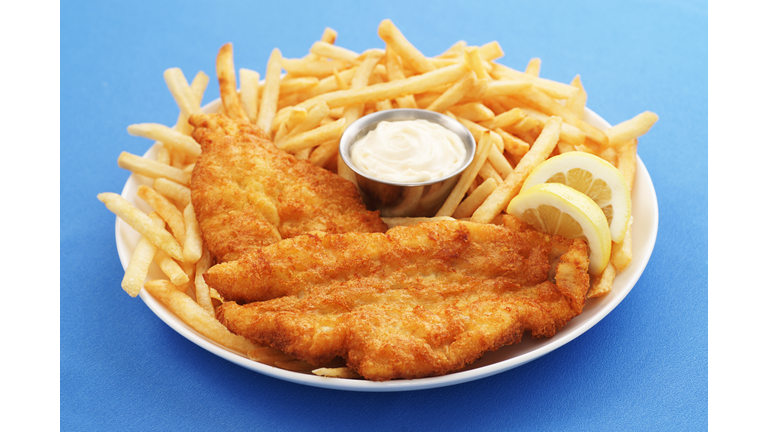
[148,210,189,288]
[312,367,362,379]
[137,185,186,247]
[378,19,435,74]
[471,116,562,224]
[257,48,282,135]
[239,68,261,123]
[449,102,495,122]
[163,68,203,121]
[152,178,191,208]
[182,204,203,263]
[588,262,616,298]
[216,43,249,121]
[99,192,185,261]
[566,75,587,119]
[278,118,345,152]
[310,41,360,63]
[101,20,658,379]
[143,280,256,354]
[120,211,163,297]
[452,178,497,219]
[605,111,659,147]
[117,152,191,185]
[436,130,495,217]
[195,248,215,316]
[127,124,201,158]
[426,71,475,113]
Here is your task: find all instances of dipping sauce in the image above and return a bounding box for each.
[350,119,467,183]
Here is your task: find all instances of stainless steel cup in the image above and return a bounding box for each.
[339,109,476,217]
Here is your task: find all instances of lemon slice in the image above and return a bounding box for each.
[521,152,631,244]
[507,183,611,274]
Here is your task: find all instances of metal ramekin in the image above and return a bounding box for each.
[339,109,476,217]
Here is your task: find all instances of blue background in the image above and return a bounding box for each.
[61,1,707,430]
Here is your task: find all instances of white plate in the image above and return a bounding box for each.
[115,100,658,392]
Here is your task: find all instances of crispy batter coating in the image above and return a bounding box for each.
[189,113,388,263]
[214,217,590,381]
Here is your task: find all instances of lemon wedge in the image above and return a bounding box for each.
[507,183,611,274]
[521,152,631,244]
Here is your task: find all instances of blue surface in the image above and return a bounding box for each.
[61,1,707,430]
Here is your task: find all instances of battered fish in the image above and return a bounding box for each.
[213,217,591,381]
[189,113,388,263]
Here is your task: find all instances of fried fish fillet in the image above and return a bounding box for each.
[189,113,388,263]
[213,217,590,381]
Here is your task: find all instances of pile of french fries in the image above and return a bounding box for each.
[98,19,657,379]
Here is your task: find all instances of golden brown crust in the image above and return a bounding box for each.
[214,219,590,381]
[189,113,388,263]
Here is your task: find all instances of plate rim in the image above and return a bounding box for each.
[115,101,659,392]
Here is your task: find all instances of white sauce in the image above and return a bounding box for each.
[350,119,466,183]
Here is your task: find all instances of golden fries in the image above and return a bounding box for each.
[278,118,345,152]
[378,19,435,74]
[525,58,541,76]
[490,62,578,99]
[610,139,638,271]
[256,48,282,135]
[514,87,607,145]
[121,211,163,297]
[137,185,186,247]
[310,41,360,63]
[449,102,495,122]
[479,107,524,130]
[426,71,475,113]
[163,68,203,121]
[465,47,490,80]
[147,210,189,288]
[143,280,256,354]
[452,178,497,219]
[127,123,201,158]
[566,75,587,119]
[152,178,191,209]
[385,45,418,109]
[487,145,513,179]
[308,139,339,167]
[471,116,562,223]
[588,262,616,298]
[298,63,467,111]
[239,68,261,123]
[312,367,362,379]
[182,204,203,263]
[605,111,659,147]
[194,248,215,316]
[436,130,495,217]
[99,192,184,261]
[477,41,504,61]
[118,152,191,185]
[282,58,349,78]
[216,43,249,121]
[479,80,532,100]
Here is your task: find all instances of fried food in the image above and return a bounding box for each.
[189,113,388,263]
[100,23,659,381]
[212,217,590,381]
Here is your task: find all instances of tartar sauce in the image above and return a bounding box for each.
[350,119,466,183]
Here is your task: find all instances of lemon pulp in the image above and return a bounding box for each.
[508,183,612,274]
[522,152,630,243]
